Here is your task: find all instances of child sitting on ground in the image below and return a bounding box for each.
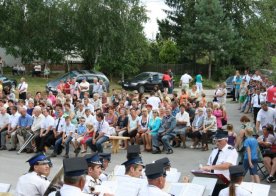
[227,124,237,147]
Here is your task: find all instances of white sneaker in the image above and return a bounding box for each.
[190,145,194,149]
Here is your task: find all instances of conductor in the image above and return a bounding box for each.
[200,131,238,196]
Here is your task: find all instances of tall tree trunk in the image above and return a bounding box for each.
[208,51,212,80]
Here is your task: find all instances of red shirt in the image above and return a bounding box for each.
[64,82,71,94]
[162,74,171,81]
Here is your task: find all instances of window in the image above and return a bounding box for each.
[87,75,96,83]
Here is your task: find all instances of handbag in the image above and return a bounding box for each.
[263,145,276,156]
[221,118,227,126]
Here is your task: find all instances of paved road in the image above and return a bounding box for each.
[0,90,275,195]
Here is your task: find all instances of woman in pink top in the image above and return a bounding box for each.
[212,102,223,129]
[47,91,56,106]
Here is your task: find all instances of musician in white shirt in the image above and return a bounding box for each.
[17,77,28,100]
[86,112,109,153]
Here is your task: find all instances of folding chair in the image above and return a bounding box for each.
[257,161,268,180]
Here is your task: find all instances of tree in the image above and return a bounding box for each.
[158,0,276,79]
[0,0,150,77]
[159,40,180,64]
[190,0,237,79]
[0,0,63,63]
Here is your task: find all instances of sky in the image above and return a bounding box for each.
[141,0,169,40]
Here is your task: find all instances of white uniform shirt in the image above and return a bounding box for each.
[0,113,10,128]
[147,96,161,109]
[41,115,55,130]
[138,185,170,196]
[175,111,190,127]
[207,144,238,179]
[256,107,276,131]
[219,185,252,196]
[95,120,110,137]
[63,123,75,136]
[54,117,65,133]
[83,175,101,194]
[180,73,192,84]
[49,184,88,196]
[18,82,28,93]
[251,94,265,108]
[15,171,50,196]
[31,114,45,132]
[9,112,20,129]
[99,172,108,182]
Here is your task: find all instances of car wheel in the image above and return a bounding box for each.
[138,85,145,93]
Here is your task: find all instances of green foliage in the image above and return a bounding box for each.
[213,65,236,81]
[0,0,149,76]
[159,40,180,64]
[158,0,276,77]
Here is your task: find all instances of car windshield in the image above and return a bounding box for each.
[133,73,149,80]
[226,76,233,83]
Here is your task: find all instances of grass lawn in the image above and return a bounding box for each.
[5,72,122,96]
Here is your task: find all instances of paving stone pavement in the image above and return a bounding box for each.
[0,89,275,195]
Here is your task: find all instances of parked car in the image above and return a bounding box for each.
[46,70,109,94]
[0,74,17,90]
[225,75,243,97]
[122,72,165,93]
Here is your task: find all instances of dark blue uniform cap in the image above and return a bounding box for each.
[229,165,245,178]
[126,145,141,160]
[122,156,144,167]
[155,157,171,168]
[26,153,51,167]
[99,153,111,162]
[214,130,228,140]
[63,157,88,177]
[145,162,166,179]
[84,153,102,165]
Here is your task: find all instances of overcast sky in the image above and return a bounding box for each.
[141,0,168,40]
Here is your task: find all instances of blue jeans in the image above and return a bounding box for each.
[241,96,249,112]
[54,136,72,155]
[161,134,174,151]
[152,134,159,150]
[86,136,109,153]
[243,159,258,175]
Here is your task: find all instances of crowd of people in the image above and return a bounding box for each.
[0,68,275,195]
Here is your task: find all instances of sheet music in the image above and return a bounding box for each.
[166,171,181,183]
[168,183,184,196]
[113,165,126,176]
[114,181,140,196]
[95,181,115,195]
[0,183,11,192]
[168,183,205,196]
[192,177,217,196]
[240,182,270,196]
